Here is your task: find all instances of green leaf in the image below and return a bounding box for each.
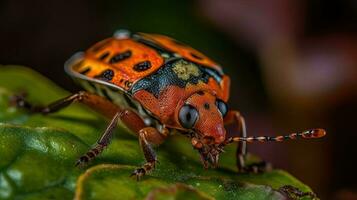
[0,65,315,199]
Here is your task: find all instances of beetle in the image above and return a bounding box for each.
[11,30,326,180]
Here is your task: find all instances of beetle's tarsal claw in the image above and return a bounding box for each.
[130,161,156,181]
[130,168,146,181]
[75,155,90,168]
[10,92,29,108]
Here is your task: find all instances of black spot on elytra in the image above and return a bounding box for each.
[79,67,91,75]
[197,91,205,96]
[95,69,114,81]
[190,52,203,60]
[204,103,210,110]
[133,61,151,72]
[109,50,132,64]
[99,52,110,60]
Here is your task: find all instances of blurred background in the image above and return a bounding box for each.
[0,0,356,199]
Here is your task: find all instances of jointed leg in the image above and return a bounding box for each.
[75,103,150,165]
[224,110,247,171]
[12,91,123,165]
[76,108,152,168]
[11,92,82,114]
[11,91,120,118]
[131,127,168,180]
[75,112,121,166]
[225,110,271,173]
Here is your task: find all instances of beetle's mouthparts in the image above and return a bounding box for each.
[191,137,224,168]
[190,134,225,168]
[198,145,224,169]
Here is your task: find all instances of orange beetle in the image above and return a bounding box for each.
[12,30,326,179]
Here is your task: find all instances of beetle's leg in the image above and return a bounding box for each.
[75,112,120,166]
[11,92,85,114]
[11,91,120,118]
[76,109,147,166]
[225,110,271,173]
[131,127,168,181]
[12,91,169,178]
[224,110,247,171]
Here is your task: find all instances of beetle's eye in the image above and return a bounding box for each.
[216,99,228,117]
[179,105,199,129]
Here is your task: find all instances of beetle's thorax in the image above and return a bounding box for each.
[131,58,227,128]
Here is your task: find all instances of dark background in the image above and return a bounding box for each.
[1,0,356,199]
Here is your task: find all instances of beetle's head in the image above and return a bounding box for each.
[176,91,228,168]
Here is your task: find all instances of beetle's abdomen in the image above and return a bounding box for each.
[65,31,225,93]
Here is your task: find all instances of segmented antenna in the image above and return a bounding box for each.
[228,128,326,143]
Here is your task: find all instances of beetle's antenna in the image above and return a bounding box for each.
[227,128,326,143]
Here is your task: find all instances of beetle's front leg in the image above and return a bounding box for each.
[131,127,168,180]
[224,110,247,171]
[225,110,271,173]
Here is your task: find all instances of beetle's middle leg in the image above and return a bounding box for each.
[75,112,121,166]
[225,110,271,173]
[74,102,168,180]
[75,108,150,165]
[131,127,168,180]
